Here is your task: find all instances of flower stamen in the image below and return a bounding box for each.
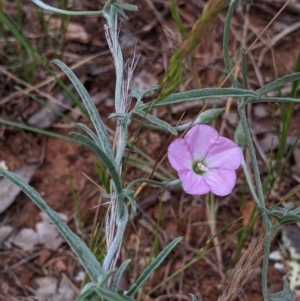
[197,162,209,172]
[192,161,209,174]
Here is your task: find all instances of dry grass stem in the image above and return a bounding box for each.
[218,227,281,301]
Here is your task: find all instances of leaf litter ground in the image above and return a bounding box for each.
[1,1,300,300]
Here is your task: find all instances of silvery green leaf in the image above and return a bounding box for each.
[103,202,128,272]
[113,6,130,20]
[77,284,134,301]
[76,123,101,146]
[112,259,131,292]
[234,122,246,147]
[197,108,225,123]
[188,294,199,301]
[131,118,169,132]
[95,286,135,301]
[52,60,115,165]
[123,190,137,219]
[76,283,97,301]
[268,205,300,225]
[31,0,103,15]
[177,108,225,131]
[268,276,294,301]
[126,237,182,297]
[70,132,122,195]
[138,88,260,109]
[108,113,128,119]
[130,85,160,103]
[78,282,94,296]
[247,97,300,104]
[134,110,177,135]
[113,2,138,12]
[0,168,103,282]
[108,113,132,125]
[256,72,300,96]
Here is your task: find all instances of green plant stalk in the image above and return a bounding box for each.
[207,193,222,270]
[222,0,240,88]
[126,178,180,191]
[276,52,300,160]
[0,118,76,142]
[239,101,271,301]
[102,5,127,274]
[276,103,293,161]
[68,171,84,240]
[240,156,260,204]
[223,1,271,299]
[151,195,163,258]
[169,0,187,39]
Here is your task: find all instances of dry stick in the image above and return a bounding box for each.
[0,51,110,105]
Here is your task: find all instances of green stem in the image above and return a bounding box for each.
[239,104,271,301]
[223,1,271,299]
[238,105,264,206]
[240,156,260,205]
[223,0,240,88]
[126,178,180,190]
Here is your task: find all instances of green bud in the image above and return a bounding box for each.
[234,122,246,147]
[177,108,225,131]
[198,108,225,123]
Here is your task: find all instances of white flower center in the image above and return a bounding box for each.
[197,162,209,172]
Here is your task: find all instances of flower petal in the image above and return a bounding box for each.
[205,137,242,170]
[168,138,193,171]
[204,169,237,196]
[178,170,211,195]
[184,124,219,161]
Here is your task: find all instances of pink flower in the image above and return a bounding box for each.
[168,124,242,196]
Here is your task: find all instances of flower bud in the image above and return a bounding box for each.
[198,108,225,123]
[177,108,224,131]
[234,122,246,147]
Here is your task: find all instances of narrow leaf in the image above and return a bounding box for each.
[94,162,110,193]
[247,97,300,104]
[188,294,199,301]
[130,85,160,102]
[135,110,177,135]
[0,118,75,142]
[169,0,187,39]
[76,123,101,146]
[70,132,122,195]
[126,237,182,297]
[31,0,103,15]
[113,2,138,12]
[124,191,137,219]
[0,168,103,282]
[268,276,294,301]
[112,259,131,292]
[52,60,115,164]
[256,72,300,96]
[138,88,260,109]
[96,286,134,301]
